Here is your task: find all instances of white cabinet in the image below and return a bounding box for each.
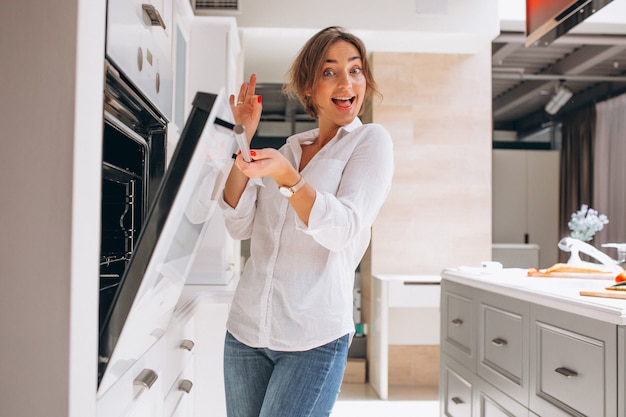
[370,274,441,400]
[96,285,236,417]
[185,16,241,119]
[97,296,199,417]
[492,149,559,268]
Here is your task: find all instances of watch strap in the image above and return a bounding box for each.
[288,175,306,194]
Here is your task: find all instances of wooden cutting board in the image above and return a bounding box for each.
[579,290,626,300]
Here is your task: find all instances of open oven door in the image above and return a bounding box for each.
[97,89,237,396]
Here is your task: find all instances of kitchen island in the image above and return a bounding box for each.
[440,266,626,417]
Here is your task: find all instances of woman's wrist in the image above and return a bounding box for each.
[276,168,301,188]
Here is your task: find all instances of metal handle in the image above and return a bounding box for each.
[451,396,464,405]
[491,337,508,347]
[180,339,195,352]
[134,368,158,389]
[178,379,193,394]
[451,318,464,326]
[555,367,578,379]
[142,4,166,29]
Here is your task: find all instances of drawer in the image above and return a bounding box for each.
[441,355,474,417]
[478,294,529,404]
[97,336,166,417]
[388,278,440,308]
[442,282,476,370]
[164,357,195,417]
[530,306,617,417]
[475,377,528,417]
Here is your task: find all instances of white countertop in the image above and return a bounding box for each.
[373,274,441,284]
[442,267,626,325]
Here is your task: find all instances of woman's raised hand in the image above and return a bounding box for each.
[229,74,263,142]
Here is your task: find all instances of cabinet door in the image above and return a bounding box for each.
[476,377,529,417]
[492,149,559,268]
[164,358,194,417]
[442,281,476,371]
[441,355,474,417]
[478,292,529,405]
[128,377,164,417]
[530,305,617,417]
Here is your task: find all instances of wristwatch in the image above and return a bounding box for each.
[278,175,306,198]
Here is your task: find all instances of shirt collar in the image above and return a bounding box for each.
[290,117,363,146]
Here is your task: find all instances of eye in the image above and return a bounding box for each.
[323,69,335,77]
[351,67,362,75]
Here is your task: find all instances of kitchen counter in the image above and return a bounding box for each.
[440,266,625,416]
[442,266,626,325]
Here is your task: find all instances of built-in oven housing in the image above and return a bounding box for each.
[99,0,240,396]
[99,62,167,371]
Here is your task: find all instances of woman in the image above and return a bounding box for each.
[219,26,394,417]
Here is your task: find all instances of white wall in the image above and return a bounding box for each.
[234,0,499,82]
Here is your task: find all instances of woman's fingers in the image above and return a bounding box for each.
[236,74,257,105]
[237,81,248,104]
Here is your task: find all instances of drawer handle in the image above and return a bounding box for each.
[451,318,464,326]
[491,337,508,347]
[134,368,158,389]
[180,339,195,351]
[178,379,193,394]
[555,367,578,379]
[451,396,464,405]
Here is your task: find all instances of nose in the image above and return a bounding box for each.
[337,70,351,89]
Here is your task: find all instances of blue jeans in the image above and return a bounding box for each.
[223,332,349,417]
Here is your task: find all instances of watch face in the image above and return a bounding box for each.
[279,187,294,198]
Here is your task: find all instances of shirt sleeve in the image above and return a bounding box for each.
[295,124,394,251]
[218,179,262,240]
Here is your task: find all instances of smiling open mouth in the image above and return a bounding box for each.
[332,97,355,108]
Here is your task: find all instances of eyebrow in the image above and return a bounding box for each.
[324,55,362,63]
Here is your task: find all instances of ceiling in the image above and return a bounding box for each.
[253,31,626,140]
[493,31,626,137]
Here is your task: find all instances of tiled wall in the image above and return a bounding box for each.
[363,48,493,386]
[370,48,492,275]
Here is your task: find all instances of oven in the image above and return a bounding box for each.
[99,61,167,368]
[98,0,239,396]
[98,0,173,393]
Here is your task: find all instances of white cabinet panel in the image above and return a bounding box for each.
[492,149,559,269]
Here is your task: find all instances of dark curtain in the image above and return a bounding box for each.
[558,106,596,262]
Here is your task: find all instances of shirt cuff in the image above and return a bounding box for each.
[219,178,263,218]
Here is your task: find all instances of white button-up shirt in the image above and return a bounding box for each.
[219,118,394,351]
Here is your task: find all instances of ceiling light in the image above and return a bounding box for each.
[545,84,573,115]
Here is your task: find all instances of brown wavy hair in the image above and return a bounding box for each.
[283,26,381,119]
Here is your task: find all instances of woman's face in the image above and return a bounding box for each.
[311,40,367,127]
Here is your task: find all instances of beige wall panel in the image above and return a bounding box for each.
[388,345,440,386]
[370,49,492,275]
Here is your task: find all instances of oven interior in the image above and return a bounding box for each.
[99,63,166,372]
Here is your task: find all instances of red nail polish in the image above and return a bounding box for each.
[257,96,262,103]
[237,150,241,155]
[250,150,256,157]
